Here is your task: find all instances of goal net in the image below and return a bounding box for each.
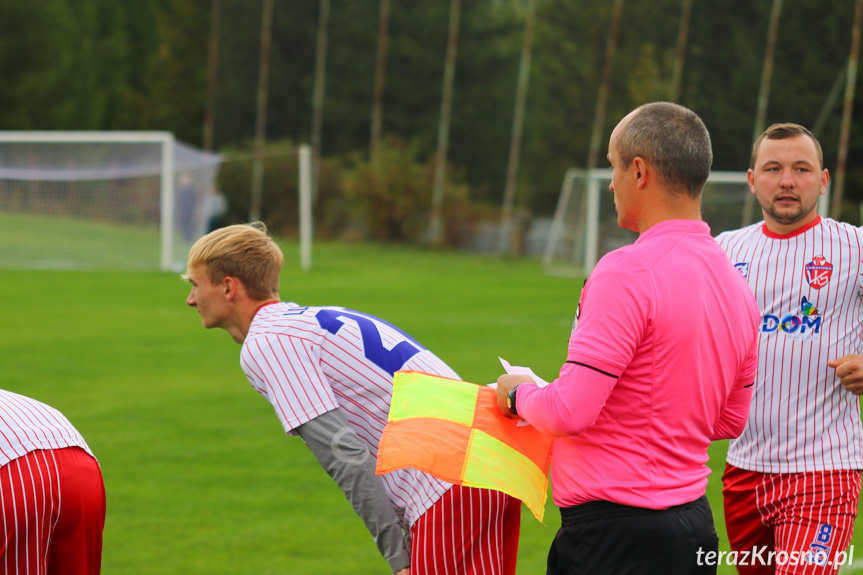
[542,168,831,277]
[0,132,222,272]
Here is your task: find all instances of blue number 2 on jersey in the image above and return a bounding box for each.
[314,309,424,376]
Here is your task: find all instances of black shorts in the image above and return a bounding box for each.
[547,495,718,575]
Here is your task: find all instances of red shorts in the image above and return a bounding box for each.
[722,464,861,575]
[0,447,106,575]
[410,485,521,575]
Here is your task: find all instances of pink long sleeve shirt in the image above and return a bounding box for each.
[517,220,760,510]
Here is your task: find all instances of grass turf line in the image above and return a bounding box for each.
[0,240,855,574]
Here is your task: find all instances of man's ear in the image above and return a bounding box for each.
[632,157,649,189]
[223,276,238,301]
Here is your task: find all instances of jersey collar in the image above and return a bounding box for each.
[253,300,281,318]
[636,219,710,243]
[761,215,821,239]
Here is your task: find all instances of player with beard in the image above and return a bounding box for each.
[716,123,863,574]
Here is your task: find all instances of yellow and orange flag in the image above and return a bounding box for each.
[375,370,554,521]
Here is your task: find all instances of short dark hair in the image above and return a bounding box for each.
[616,102,713,198]
[751,123,823,170]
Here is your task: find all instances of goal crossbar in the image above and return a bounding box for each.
[542,168,830,278]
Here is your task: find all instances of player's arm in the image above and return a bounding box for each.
[828,354,863,396]
[296,408,410,574]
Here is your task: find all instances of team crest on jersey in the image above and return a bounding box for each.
[804,256,833,289]
[734,262,750,278]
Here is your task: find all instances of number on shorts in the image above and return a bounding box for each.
[816,524,833,544]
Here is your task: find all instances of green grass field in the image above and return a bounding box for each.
[0,211,166,271]
[1,240,860,574]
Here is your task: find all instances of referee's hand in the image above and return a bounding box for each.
[828,354,863,396]
[495,374,532,418]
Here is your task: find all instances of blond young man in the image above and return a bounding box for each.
[183,223,520,575]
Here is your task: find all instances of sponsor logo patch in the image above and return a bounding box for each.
[761,297,822,338]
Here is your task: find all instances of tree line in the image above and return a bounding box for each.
[1,0,861,240]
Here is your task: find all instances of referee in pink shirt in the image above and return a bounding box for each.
[496,102,761,574]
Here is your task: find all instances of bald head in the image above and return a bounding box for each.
[613,102,713,197]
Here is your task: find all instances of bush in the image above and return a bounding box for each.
[342,137,482,246]
[215,138,489,248]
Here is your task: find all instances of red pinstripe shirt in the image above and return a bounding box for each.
[716,216,863,472]
[0,390,93,467]
[241,302,456,526]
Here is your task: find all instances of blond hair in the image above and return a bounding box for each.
[185,223,283,301]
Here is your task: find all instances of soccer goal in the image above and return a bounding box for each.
[542,168,831,277]
[0,132,221,272]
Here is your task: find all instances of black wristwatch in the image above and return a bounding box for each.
[506,385,520,417]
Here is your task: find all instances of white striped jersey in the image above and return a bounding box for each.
[716,216,863,473]
[0,390,94,468]
[240,302,457,526]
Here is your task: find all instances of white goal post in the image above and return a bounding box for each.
[0,131,221,272]
[542,168,831,277]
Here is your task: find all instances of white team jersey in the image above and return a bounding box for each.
[240,302,457,526]
[0,390,94,467]
[716,216,863,473]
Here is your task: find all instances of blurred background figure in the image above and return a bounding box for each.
[206,185,228,232]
